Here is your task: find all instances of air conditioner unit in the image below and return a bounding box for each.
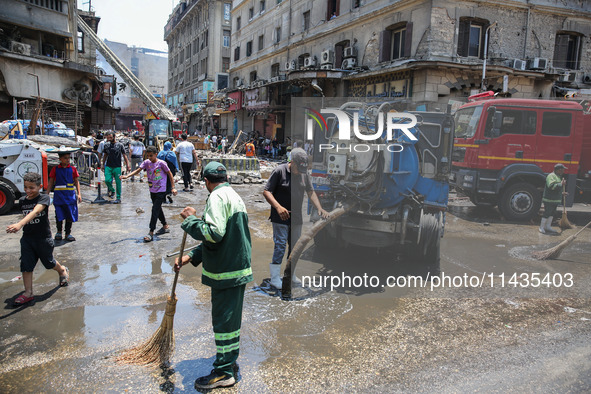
[285,60,297,71]
[583,74,591,84]
[304,56,317,68]
[341,58,357,70]
[236,79,244,87]
[270,76,279,82]
[343,46,357,58]
[321,50,334,64]
[558,72,572,82]
[512,59,526,70]
[11,41,31,56]
[320,64,333,70]
[527,57,548,70]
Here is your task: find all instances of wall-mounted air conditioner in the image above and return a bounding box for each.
[527,57,547,70]
[321,50,334,64]
[512,59,526,70]
[343,46,357,58]
[11,41,31,56]
[583,74,591,84]
[320,64,333,70]
[341,58,357,70]
[558,72,574,82]
[285,60,297,71]
[304,56,317,68]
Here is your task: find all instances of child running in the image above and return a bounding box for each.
[47,151,81,241]
[6,172,69,306]
[121,146,177,242]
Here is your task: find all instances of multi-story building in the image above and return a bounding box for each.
[228,0,591,140]
[164,0,233,133]
[96,40,168,131]
[0,1,117,133]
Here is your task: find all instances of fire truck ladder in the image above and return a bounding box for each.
[77,15,176,121]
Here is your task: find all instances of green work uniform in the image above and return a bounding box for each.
[542,172,562,218]
[181,182,252,378]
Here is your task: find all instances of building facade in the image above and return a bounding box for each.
[164,0,233,134]
[0,0,116,134]
[96,40,168,131]
[228,0,591,140]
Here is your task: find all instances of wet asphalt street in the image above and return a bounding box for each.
[1,181,590,393]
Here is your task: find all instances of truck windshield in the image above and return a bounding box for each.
[454,106,483,138]
[149,120,170,137]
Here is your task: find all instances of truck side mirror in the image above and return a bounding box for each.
[491,112,502,138]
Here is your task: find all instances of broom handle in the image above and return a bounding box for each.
[573,219,591,238]
[170,231,188,298]
[562,184,567,213]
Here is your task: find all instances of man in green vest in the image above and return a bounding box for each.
[175,161,252,390]
[540,163,567,235]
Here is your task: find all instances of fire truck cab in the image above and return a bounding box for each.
[451,95,591,221]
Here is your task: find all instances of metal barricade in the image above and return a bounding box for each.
[73,151,108,204]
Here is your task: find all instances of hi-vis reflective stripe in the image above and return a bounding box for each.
[215,329,240,341]
[217,342,240,354]
[477,156,578,165]
[455,144,479,148]
[202,267,252,281]
[54,184,75,191]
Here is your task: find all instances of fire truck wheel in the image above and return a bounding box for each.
[498,182,541,221]
[0,180,16,215]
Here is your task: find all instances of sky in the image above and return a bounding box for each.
[77,0,179,53]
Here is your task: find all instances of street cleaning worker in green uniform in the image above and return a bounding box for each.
[539,163,567,235]
[174,161,252,390]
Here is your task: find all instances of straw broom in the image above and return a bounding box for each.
[117,232,188,366]
[532,219,591,260]
[559,184,573,230]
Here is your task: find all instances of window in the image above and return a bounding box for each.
[260,0,266,13]
[457,18,489,59]
[234,46,240,61]
[77,30,84,53]
[352,0,360,9]
[250,71,257,82]
[223,30,231,48]
[193,39,198,54]
[249,7,254,20]
[271,63,280,77]
[554,33,582,70]
[327,0,339,20]
[541,112,572,136]
[275,27,281,43]
[298,53,309,69]
[258,35,264,51]
[496,110,537,136]
[236,16,241,30]
[303,11,310,31]
[222,57,230,73]
[379,23,412,62]
[335,40,350,68]
[246,41,253,56]
[205,30,209,47]
[186,44,191,59]
[192,64,198,81]
[179,50,184,63]
[224,3,231,20]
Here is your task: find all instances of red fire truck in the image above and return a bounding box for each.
[450,94,591,221]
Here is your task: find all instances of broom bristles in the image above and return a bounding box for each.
[532,235,576,260]
[116,296,177,366]
[559,211,574,230]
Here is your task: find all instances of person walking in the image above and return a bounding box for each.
[47,151,81,242]
[174,162,252,389]
[263,148,329,289]
[129,133,145,182]
[121,146,177,242]
[6,172,69,305]
[175,133,199,192]
[101,131,130,203]
[158,141,179,203]
[540,163,568,235]
[245,140,256,158]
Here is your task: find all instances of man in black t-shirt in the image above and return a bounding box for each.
[101,131,130,203]
[263,148,329,289]
[6,172,69,305]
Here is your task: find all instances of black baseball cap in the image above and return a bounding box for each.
[291,148,308,172]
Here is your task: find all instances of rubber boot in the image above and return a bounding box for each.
[269,263,283,289]
[545,216,558,234]
[539,218,547,234]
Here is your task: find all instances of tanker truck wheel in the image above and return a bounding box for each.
[498,182,541,221]
[0,180,16,215]
[411,212,441,279]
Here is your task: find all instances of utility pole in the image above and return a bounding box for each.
[481,21,497,92]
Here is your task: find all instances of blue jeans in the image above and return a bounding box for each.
[271,222,302,265]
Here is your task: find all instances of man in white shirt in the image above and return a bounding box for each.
[221,137,228,155]
[175,133,199,191]
[129,133,146,182]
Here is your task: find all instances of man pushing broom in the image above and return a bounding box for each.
[174,161,252,390]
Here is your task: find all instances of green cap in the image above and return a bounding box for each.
[203,161,227,177]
